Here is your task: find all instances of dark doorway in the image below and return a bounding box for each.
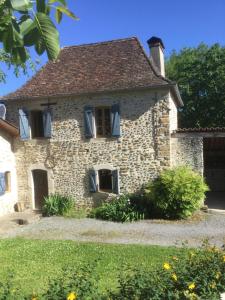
[99,169,112,192]
[32,169,48,210]
[204,138,225,209]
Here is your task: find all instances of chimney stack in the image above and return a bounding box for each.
[147,36,165,77]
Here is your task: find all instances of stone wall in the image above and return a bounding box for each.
[6,88,172,207]
[171,134,204,175]
[0,130,18,216]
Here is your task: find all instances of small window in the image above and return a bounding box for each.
[5,171,11,192]
[98,169,112,192]
[30,110,44,138]
[95,107,111,137]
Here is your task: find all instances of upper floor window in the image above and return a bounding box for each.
[84,104,121,139]
[30,110,44,138]
[19,108,52,140]
[95,107,111,137]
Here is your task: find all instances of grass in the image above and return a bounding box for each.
[0,239,187,296]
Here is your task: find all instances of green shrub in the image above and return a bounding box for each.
[1,243,225,299]
[109,242,225,300]
[129,193,154,219]
[145,166,209,219]
[43,194,74,216]
[89,194,144,222]
[40,262,100,300]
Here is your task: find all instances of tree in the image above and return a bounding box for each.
[166,43,225,128]
[0,0,77,81]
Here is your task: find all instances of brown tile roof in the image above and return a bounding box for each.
[175,128,225,133]
[0,119,19,136]
[2,37,182,104]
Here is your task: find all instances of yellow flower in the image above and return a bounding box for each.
[189,252,195,258]
[163,262,171,270]
[223,255,225,262]
[67,292,77,300]
[188,283,195,290]
[210,281,216,289]
[171,273,177,281]
[189,292,198,300]
[212,246,220,253]
[215,272,221,279]
[32,298,37,300]
[184,290,198,299]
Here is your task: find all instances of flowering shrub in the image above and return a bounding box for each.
[88,194,144,222]
[40,262,100,300]
[1,243,225,299]
[145,166,209,219]
[108,242,225,299]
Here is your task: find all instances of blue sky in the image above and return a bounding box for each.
[1,0,225,96]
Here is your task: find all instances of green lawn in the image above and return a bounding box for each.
[0,239,186,296]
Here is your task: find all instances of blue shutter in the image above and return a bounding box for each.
[111,104,121,137]
[112,169,119,194]
[84,106,94,138]
[19,108,30,140]
[0,173,6,196]
[89,170,97,192]
[43,109,52,138]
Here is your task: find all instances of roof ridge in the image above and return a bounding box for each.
[2,36,175,101]
[62,37,138,50]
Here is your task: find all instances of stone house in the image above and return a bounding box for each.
[1,36,204,211]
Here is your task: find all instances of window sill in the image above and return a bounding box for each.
[90,137,120,143]
[31,137,51,140]
[96,190,116,195]
[20,138,51,144]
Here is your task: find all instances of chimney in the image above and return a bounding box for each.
[147,36,165,77]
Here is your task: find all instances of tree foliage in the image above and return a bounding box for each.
[166,43,225,128]
[0,0,77,81]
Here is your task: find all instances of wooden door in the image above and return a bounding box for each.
[32,169,48,210]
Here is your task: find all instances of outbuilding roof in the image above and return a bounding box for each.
[2,37,183,106]
[175,128,225,133]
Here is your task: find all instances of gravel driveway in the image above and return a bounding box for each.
[1,210,225,247]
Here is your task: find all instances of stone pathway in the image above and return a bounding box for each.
[0,210,225,247]
[0,210,40,235]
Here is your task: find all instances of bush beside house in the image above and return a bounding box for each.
[145,166,209,219]
[43,194,74,216]
[89,194,144,222]
[90,166,209,222]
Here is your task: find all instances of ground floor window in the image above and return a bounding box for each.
[5,171,11,192]
[98,169,112,192]
[89,167,119,194]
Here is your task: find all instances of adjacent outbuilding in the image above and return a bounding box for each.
[0,119,19,216]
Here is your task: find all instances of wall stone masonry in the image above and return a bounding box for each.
[6,88,174,208]
[171,135,204,175]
